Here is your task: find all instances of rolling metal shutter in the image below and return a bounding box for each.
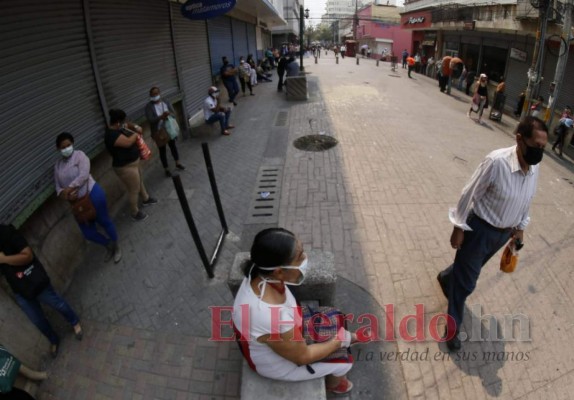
[0,0,103,224]
[247,24,258,60]
[208,16,233,76]
[171,4,212,117]
[231,19,248,65]
[90,0,179,120]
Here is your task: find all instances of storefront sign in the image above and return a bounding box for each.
[407,16,425,24]
[510,48,528,62]
[181,0,236,20]
[463,21,475,30]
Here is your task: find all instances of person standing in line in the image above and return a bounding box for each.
[238,57,255,96]
[104,109,158,222]
[552,107,573,157]
[203,86,234,136]
[426,56,435,77]
[401,49,408,69]
[437,116,548,351]
[247,54,258,86]
[457,66,467,91]
[220,56,239,106]
[144,87,185,177]
[406,55,415,78]
[0,224,83,358]
[414,53,421,73]
[530,96,544,118]
[514,91,526,117]
[277,54,289,92]
[54,132,122,263]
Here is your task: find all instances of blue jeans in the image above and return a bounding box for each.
[78,183,118,247]
[207,111,231,134]
[15,284,79,345]
[439,216,511,334]
[223,79,239,102]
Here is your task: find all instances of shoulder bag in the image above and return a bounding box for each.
[0,345,21,393]
[70,181,96,224]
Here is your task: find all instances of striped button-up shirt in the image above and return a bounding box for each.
[449,145,539,231]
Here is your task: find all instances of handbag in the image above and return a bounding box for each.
[136,134,151,160]
[301,305,353,365]
[70,182,96,224]
[151,128,169,147]
[165,116,180,140]
[0,345,21,393]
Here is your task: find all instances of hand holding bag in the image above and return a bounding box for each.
[0,345,21,393]
[164,116,180,140]
[70,182,96,224]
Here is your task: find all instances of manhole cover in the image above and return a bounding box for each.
[293,135,338,152]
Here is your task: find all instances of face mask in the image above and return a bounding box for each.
[150,95,160,102]
[248,255,309,302]
[522,139,544,165]
[60,145,74,158]
[281,257,309,286]
[212,92,220,98]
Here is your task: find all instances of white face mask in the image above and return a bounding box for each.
[60,145,74,158]
[249,254,309,302]
[212,92,220,98]
[150,95,161,102]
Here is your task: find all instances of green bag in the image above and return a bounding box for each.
[164,116,180,140]
[0,345,21,393]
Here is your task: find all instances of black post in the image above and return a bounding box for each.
[201,143,229,233]
[299,5,304,72]
[172,174,214,278]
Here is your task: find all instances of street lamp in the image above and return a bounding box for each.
[299,6,310,72]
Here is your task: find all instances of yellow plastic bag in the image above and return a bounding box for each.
[500,243,519,273]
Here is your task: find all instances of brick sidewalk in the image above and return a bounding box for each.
[38,55,574,399]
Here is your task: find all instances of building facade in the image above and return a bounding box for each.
[356,4,411,57]
[272,0,301,48]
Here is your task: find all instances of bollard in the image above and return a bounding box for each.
[336,56,339,64]
[356,56,359,65]
[315,56,318,64]
[376,59,379,67]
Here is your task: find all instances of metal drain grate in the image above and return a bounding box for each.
[275,111,289,127]
[245,166,283,224]
[293,135,338,152]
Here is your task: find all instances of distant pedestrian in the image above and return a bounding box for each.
[552,107,573,157]
[277,54,289,92]
[414,53,421,73]
[465,70,476,96]
[54,132,122,263]
[341,45,346,58]
[366,47,372,58]
[203,86,234,136]
[467,73,489,123]
[438,116,548,351]
[439,56,452,93]
[145,86,185,177]
[402,49,408,69]
[0,224,83,358]
[285,55,299,77]
[238,57,254,96]
[406,55,415,78]
[220,56,239,106]
[495,77,506,94]
[514,91,526,117]
[426,56,435,77]
[530,96,544,118]
[105,109,158,222]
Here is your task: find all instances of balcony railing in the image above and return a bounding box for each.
[431,4,517,23]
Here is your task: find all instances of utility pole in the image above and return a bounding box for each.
[300,4,304,72]
[353,0,358,41]
[547,0,573,128]
[521,0,552,121]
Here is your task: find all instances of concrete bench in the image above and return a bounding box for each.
[284,75,308,101]
[240,299,326,399]
[227,250,336,306]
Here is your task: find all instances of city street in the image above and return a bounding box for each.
[38,52,574,399]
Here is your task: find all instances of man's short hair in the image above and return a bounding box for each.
[516,116,548,139]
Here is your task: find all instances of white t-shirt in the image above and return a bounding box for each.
[232,277,303,379]
[203,96,217,121]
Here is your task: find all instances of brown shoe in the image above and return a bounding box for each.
[226,125,235,129]
[222,130,231,136]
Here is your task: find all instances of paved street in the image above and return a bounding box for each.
[37,53,574,399]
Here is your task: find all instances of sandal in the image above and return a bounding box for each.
[328,378,353,395]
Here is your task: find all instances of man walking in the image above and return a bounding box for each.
[220,56,239,106]
[437,117,548,351]
[277,54,289,92]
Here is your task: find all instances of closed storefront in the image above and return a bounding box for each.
[0,0,103,224]
[90,0,179,119]
[232,19,249,65]
[208,16,234,76]
[171,4,212,118]
[247,24,258,59]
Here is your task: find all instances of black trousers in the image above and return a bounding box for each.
[239,77,253,94]
[158,139,179,169]
[277,72,285,91]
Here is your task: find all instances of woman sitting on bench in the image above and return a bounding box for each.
[232,228,358,395]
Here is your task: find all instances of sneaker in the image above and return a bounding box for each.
[142,197,158,207]
[131,211,148,221]
[113,244,122,263]
[165,170,172,177]
[328,378,353,395]
[104,243,114,262]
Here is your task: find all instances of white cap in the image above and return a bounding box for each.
[480,73,487,78]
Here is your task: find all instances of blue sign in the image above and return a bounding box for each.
[181,0,236,20]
